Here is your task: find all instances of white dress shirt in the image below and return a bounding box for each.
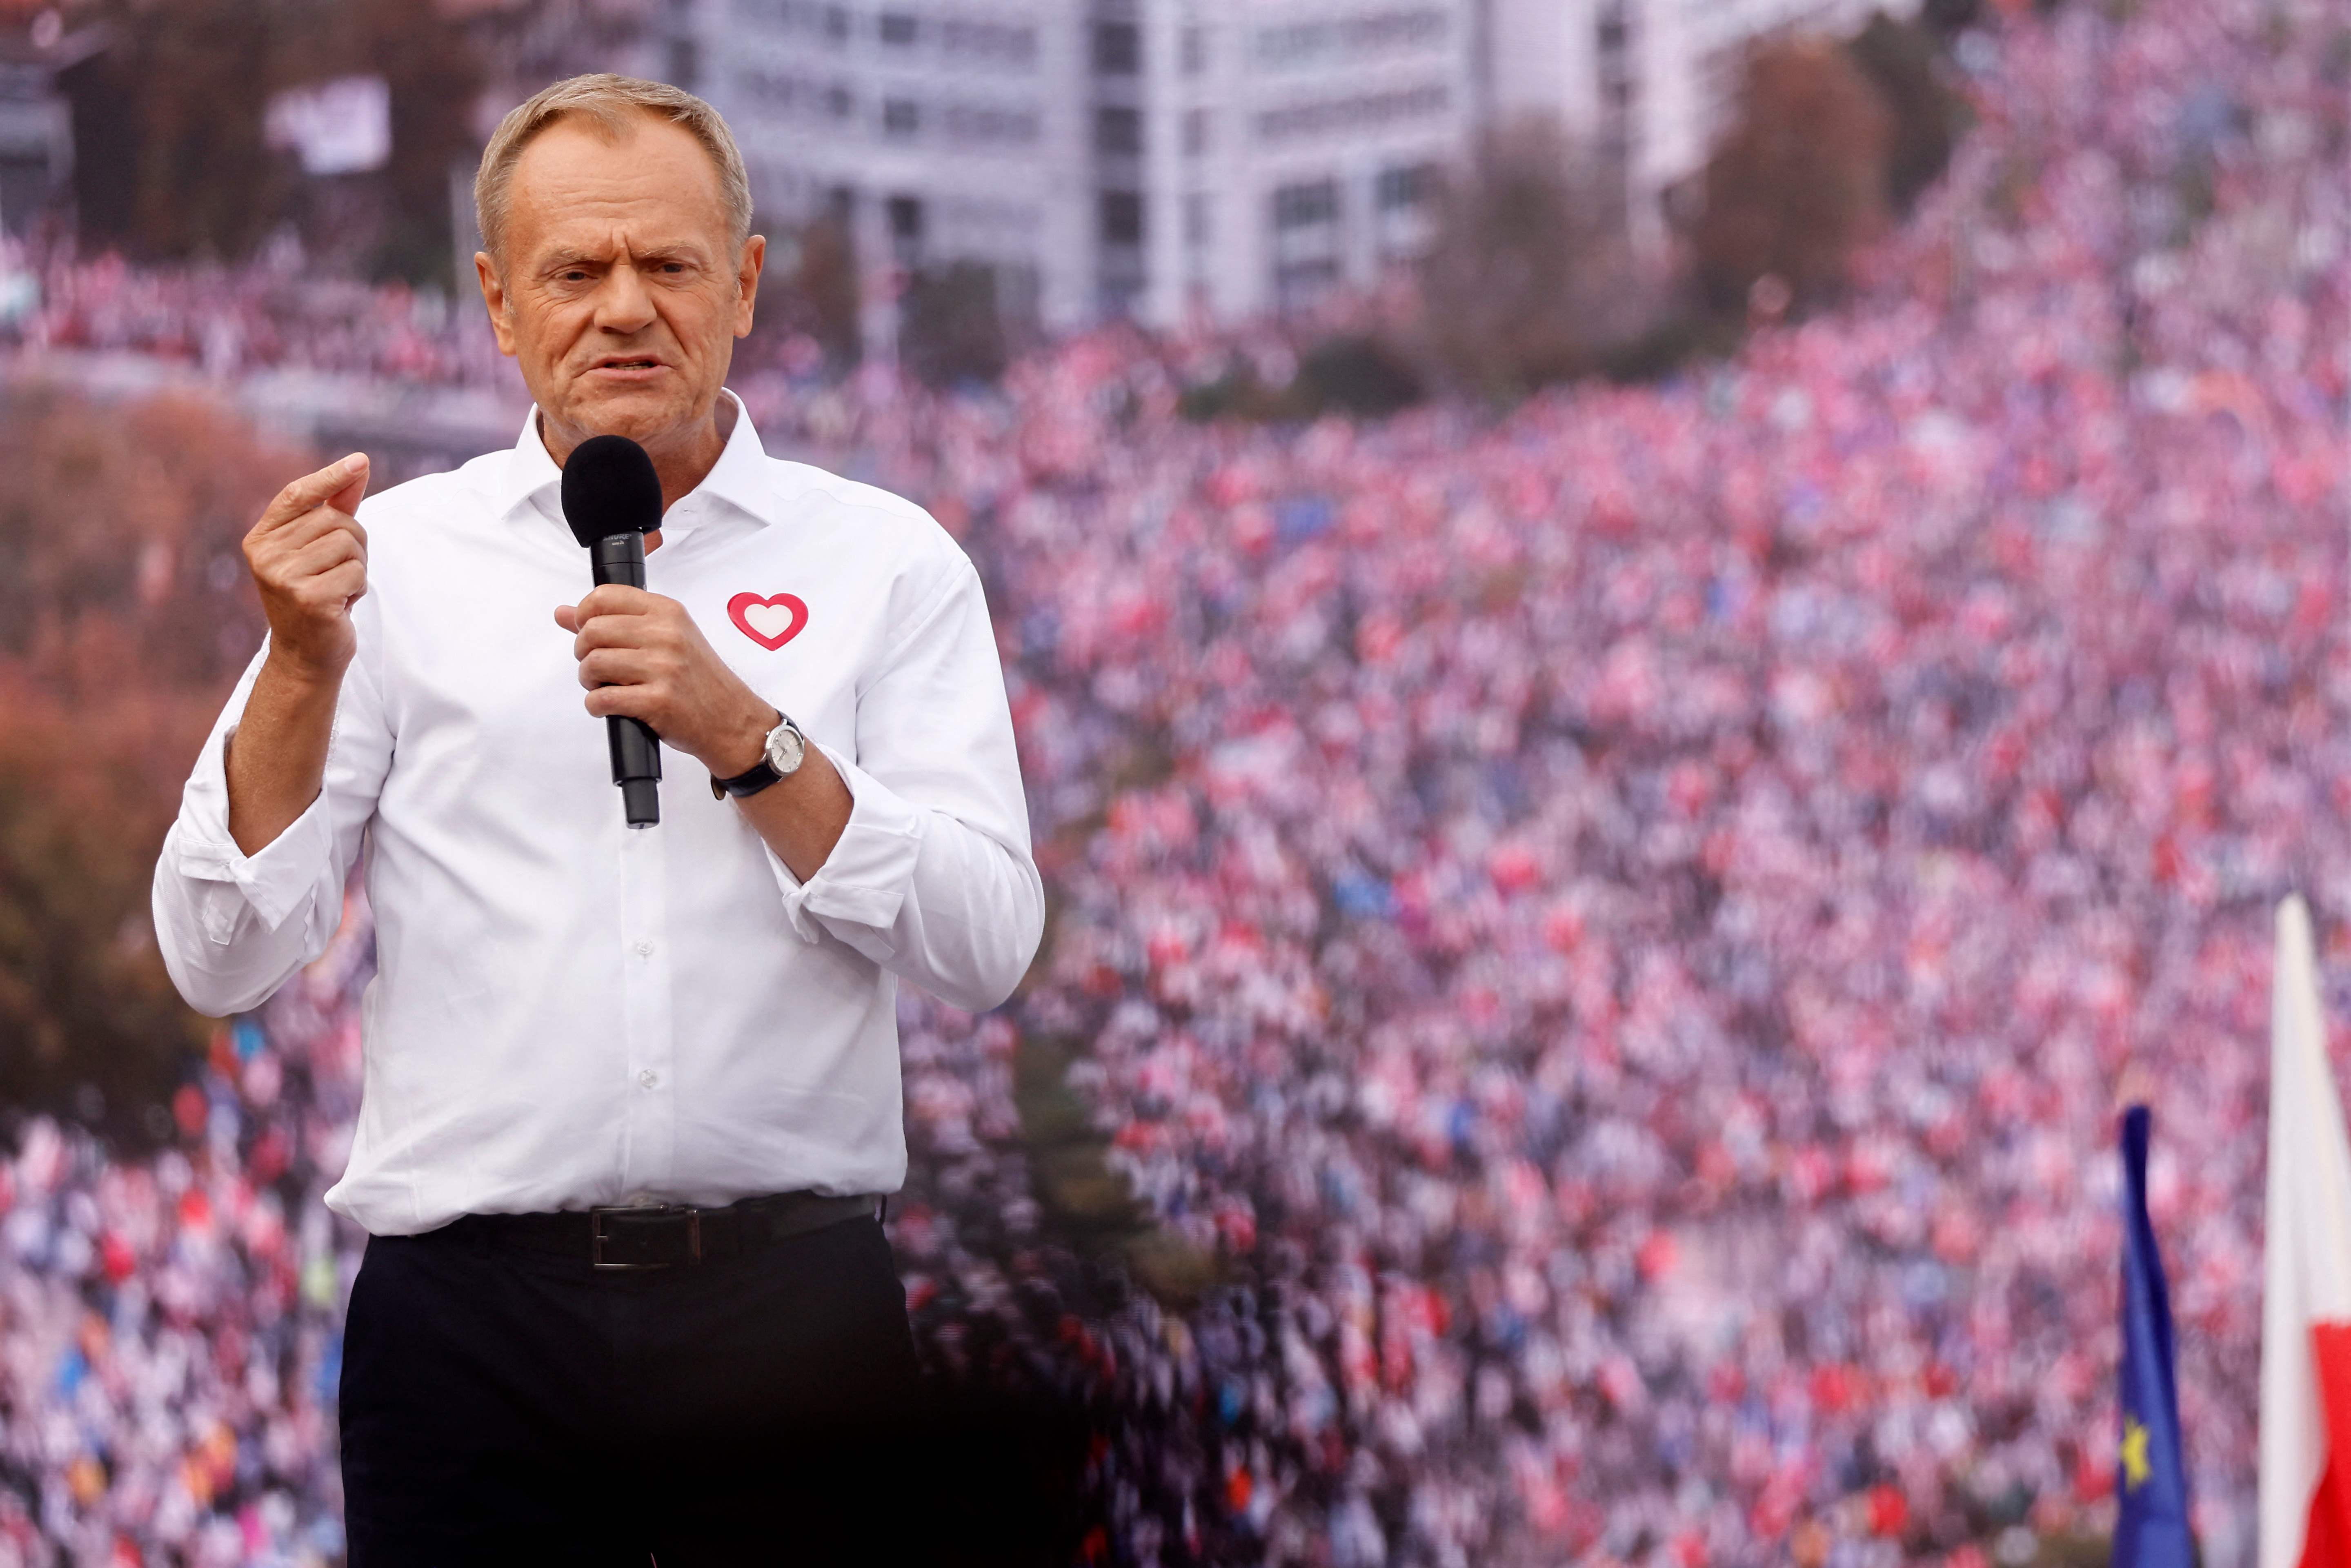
[151,394,1043,1235]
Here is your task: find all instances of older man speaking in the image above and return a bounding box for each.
[151,75,1042,1562]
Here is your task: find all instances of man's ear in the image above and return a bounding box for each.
[734,234,765,340]
[475,251,519,358]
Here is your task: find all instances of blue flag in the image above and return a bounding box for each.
[2115,1104,2194,1568]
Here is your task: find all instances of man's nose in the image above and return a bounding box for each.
[592,265,657,336]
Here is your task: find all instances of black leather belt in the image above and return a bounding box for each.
[438,1191,884,1270]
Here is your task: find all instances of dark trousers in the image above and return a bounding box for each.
[339,1213,923,1566]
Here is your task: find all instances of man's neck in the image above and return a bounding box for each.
[540,396,737,515]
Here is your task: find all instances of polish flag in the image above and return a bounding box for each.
[2260,895,2351,1568]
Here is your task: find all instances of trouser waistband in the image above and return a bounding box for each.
[429,1190,885,1270]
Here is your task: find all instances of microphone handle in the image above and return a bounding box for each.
[592,534,662,827]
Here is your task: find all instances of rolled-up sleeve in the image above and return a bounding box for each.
[767,555,1043,1012]
[152,613,393,1017]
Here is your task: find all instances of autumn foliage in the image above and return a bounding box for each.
[1694,38,1897,314]
[0,385,303,1137]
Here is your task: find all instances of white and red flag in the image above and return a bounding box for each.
[2260,894,2351,1568]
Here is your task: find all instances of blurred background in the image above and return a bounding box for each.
[0,0,2340,1562]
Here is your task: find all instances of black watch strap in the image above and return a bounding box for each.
[710,711,792,801]
[709,756,783,801]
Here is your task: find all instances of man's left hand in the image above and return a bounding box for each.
[556,587,773,775]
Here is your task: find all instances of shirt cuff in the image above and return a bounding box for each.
[170,725,338,941]
[766,742,924,948]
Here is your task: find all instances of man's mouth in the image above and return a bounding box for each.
[591,356,665,372]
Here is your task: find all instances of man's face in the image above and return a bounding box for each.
[477,113,763,455]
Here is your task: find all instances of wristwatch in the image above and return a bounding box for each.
[709,711,808,800]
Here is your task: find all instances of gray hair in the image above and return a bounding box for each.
[474,73,753,265]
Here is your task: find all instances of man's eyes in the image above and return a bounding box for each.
[549,261,693,282]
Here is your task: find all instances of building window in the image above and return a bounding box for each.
[1094,106,1141,156]
[1274,180,1337,231]
[1099,190,1143,245]
[883,97,919,135]
[942,102,1041,143]
[1375,162,1437,259]
[1093,21,1139,74]
[824,4,848,41]
[1181,25,1206,73]
[1272,178,1341,306]
[1183,108,1208,156]
[1376,163,1434,210]
[1258,9,1445,69]
[1184,191,1211,246]
[666,36,701,90]
[1255,84,1448,141]
[943,18,1037,64]
[887,194,923,262]
[1597,2,1635,119]
[827,83,854,118]
[879,11,918,44]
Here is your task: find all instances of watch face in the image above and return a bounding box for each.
[765,721,806,776]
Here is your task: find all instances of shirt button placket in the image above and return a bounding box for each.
[616,824,677,1196]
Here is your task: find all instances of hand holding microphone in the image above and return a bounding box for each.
[554,435,781,827]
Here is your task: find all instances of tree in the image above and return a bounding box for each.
[56,0,484,277]
[792,216,864,370]
[1416,116,1645,401]
[1693,37,1894,315]
[354,0,488,285]
[1845,11,1968,215]
[0,385,300,1142]
[901,261,1010,389]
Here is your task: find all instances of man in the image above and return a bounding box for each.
[151,75,1043,1562]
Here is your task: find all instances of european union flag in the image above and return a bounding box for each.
[2116,1104,2194,1568]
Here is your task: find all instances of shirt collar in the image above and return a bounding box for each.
[500,389,772,543]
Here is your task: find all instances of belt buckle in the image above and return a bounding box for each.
[589,1204,701,1270]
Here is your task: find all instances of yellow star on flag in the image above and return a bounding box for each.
[2120,1416,2151,1489]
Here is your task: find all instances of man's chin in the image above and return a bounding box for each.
[546,383,712,448]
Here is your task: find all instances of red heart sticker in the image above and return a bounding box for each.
[728,592,808,651]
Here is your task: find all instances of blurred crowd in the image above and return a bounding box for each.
[7,242,509,392]
[0,0,2346,1563]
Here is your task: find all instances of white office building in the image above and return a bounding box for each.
[678,0,1923,334]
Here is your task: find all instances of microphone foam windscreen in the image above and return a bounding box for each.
[561,434,664,547]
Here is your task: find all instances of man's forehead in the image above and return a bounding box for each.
[508,115,726,242]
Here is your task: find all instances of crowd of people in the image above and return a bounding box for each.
[6,241,509,392]
[0,0,2344,1562]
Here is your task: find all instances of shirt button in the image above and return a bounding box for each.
[638,1070,659,1090]
[634,941,654,959]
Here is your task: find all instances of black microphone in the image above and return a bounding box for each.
[561,434,665,828]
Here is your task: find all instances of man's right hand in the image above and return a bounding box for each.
[244,452,371,681]
[227,453,371,856]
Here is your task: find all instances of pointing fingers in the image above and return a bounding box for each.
[256,454,370,535]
